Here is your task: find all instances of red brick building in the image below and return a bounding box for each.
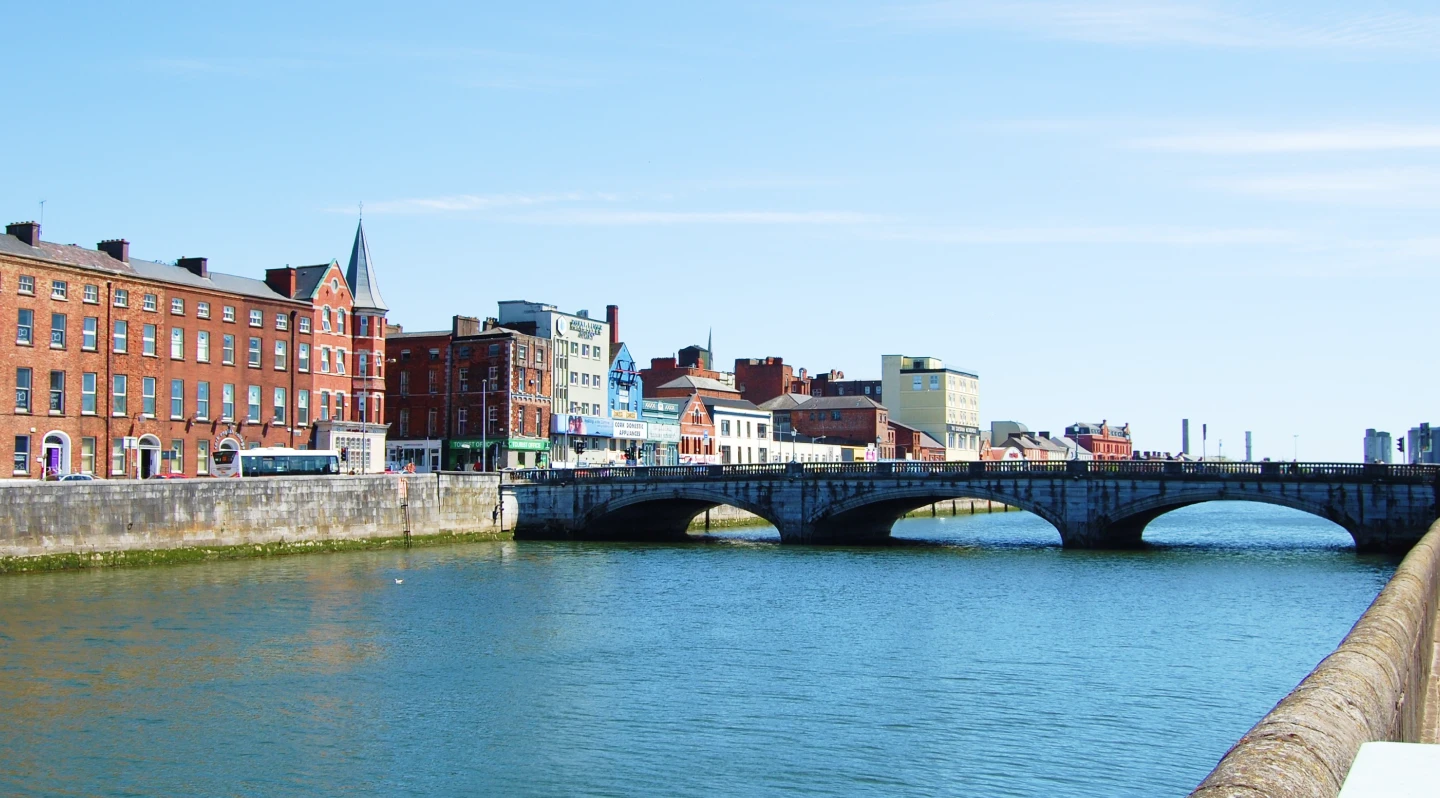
[890,420,946,461]
[787,395,895,459]
[677,393,718,464]
[640,353,722,397]
[651,375,740,401]
[1064,421,1132,461]
[1,220,387,478]
[385,327,452,441]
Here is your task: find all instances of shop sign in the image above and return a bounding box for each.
[647,423,681,443]
[566,318,604,340]
[679,454,720,465]
[612,409,638,420]
[550,414,615,437]
[506,437,550,452]
[612,420,647,439]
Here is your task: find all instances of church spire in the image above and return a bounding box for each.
[345,219,388,313]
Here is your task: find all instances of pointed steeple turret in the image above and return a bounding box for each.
[345,220,388,313]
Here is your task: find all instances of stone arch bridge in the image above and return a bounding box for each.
[506,461,1440,552]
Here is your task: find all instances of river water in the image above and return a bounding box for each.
[0,503,1396,797]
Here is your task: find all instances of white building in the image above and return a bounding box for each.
[701,397,773,465]
[880,355,981,460]
[497,300,612,464]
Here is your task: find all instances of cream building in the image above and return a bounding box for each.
[880,354,981,461]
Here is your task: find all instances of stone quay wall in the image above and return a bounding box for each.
[1189,518,1440,797]
[0,473,512,561]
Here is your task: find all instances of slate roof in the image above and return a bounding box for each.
[657,375,738,393]
[345,221,387,312]
[795,395,885,411]
[699,396,767,413]
[293,263,335,300]
[2,232,297,304]
[757,393,812,411]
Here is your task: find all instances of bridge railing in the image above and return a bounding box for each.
[504,461,1440,484]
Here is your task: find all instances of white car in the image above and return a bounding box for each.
[57,473,98,482]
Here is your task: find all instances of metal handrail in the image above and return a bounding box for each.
[504,461,1440,485]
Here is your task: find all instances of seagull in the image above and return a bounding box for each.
[394,579,404,585]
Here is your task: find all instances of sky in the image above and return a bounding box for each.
[4,0,1439,461]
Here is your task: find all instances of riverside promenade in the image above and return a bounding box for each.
[1190,519,1440,796]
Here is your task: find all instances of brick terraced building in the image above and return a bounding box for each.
[0,220,388,479]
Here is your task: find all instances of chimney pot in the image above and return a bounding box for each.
[6,221,40,246]
[177,257,209,279]
[97,239,130,263]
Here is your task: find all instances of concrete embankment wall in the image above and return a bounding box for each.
[0,473,512,564]
[1189,519,1440,797]
[684,498,1011,531]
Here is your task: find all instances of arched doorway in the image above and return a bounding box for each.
[138,435,162,479]
[41,431,71,478]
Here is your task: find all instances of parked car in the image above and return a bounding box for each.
[57,473,97,482]
[151,473,189,479]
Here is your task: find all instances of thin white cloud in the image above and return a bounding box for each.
[353,193,614,214]
[869,225,1298,245]
[1132,126,1440,153]
[876,2,1440,51]
[1202,168,1440,206]
[506,210,884,225]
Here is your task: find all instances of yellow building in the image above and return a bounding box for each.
[880,355,981,461]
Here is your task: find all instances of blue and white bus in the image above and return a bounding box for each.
[212,447,341,478]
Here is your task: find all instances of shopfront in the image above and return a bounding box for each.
[550,414,614,467]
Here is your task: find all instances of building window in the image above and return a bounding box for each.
[197,381,210,420]
[112,375,127,416]
[16,309,33,345]
[930,375,940,390]
[112,319,127,353]
[16,368,32,413]
[319,347,331,373]
[171,297,184,315]
[428,348,439,362]
[111,437,125,476]
[248,337,262,368]
[273,387,286,424]
[170,327,184,359]
[358,315,369,337]
[336,350,346,375]
[49,371,64,414]
[428,369,438,394]
[321,307,332,332]
[170,379,184,419]
[142,324,156,356]
[298,317,310,333]
[222,384,235,421]
[50,313,66,349]
[142,377,156,417]
[82,373,97,415]
[197,330,210,362]
[912,375,922,390]
[84,285,100,304]
[81,437,96,475]
[457,368,468,392]
[142,294,157,312]
[169,439,184,474]
[398,408,409,437]
[197,301,210,319]
[113,289,128,307]
[196,440,210,475]
[274,340,287,370]
[721,420,731,435]
[13,435,30,474]
[18,275,35,295]
[51,280,68,300]
[222,305,235,323]
[336,310,346,334]
[319,391,330,421]
[248,309,262,327]
[82,316,98,350]
[359,353,368,377]
[275,313,288,331]
[247,385,261,423]
[457,407,468,436]
[427,408,437,437]
[222,334,235,365]
[298,343,310,372]
[335,393,345,421]
[297,390,309,426]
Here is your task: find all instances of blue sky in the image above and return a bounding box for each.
[5,1,1440,460]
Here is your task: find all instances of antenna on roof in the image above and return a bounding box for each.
[38,199,45,227]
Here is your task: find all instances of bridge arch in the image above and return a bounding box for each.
[805,485,1067,545]
[576,488,786,541]
[1099,488,1358,547]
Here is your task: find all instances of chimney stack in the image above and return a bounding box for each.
[606,304,619,346]
[98,239,130,262]
[6,221,40,246]
[452,315,481,337]
[177,257,209,279]
[264,266,297,297]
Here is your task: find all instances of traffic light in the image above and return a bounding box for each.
[1399,439,1406,454]
[573,440,586,455]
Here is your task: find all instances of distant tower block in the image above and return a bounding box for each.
[1182,419,1190,456]
[1245,431,1253,462]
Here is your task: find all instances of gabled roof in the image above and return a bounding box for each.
[700,396,767,413]
[657,375,737,393]
[757,393,812,411]
[345,221,387,312]
[916,431,945,449]
[795,395,885,411]
[293,262,336,300]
